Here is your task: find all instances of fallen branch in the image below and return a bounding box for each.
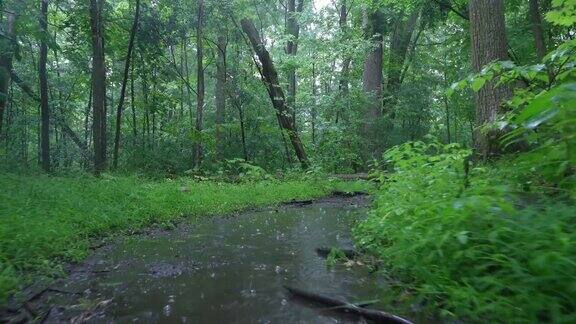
[284,286,413,324]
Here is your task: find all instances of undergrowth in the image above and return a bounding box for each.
[0,174,368,303]
[354,139,576,322]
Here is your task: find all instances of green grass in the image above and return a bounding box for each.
[0,174,367,303]
[354,140,576,323]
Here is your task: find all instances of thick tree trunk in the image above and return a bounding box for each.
[0,12,15,137]
[362,9,383,123]
[90,0,107,174]
[470,0,512,158]
[241,18,309,168]
[286,0,304,125]
[193,0,205,168]
[215,34,227,162]
[39,0,51,172]
[529,0,547,61]
[113,0,140,169]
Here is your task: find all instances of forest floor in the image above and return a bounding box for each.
[0,174,373,310]
[0,189,396,323]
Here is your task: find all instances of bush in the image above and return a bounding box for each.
[354,139,576,322]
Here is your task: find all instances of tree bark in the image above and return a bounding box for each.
[39,0,51,172]
[193,0,205,168]
[90,0,107,174]
[362,8,383,123]
[241,18,309,168]
[0,12,15,137]
[469,0,512,158]
[529,0,547,61]
[113,0,140,169]
[286,0,304,125]
[215,34,227,162]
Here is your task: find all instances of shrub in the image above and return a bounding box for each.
[354,139,576,322]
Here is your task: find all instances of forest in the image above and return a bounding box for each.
[0,0,575,322]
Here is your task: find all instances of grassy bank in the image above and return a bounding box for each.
[354,141,576,323]
[0,174,368,302]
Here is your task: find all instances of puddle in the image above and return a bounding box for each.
[9,195,413,323]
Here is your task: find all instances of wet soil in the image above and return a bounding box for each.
[2,195,415,323]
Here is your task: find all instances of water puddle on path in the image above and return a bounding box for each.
[40,196,402,323]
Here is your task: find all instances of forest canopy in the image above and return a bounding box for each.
[1,0,569,175]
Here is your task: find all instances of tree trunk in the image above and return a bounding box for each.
[362,8,383,123]
[39,0,51,172]
[286,0,304,125]
[469,0,512,158]
[90,0,107,174]
[0,12,15,137]
[113,0,140,169]
[193,0,205,168]
[241,18,309,168]
[311,63,317,146]
[130,61,137,139]
[215,34,227,162]
[529,0,547,61]
[387,10,419,95]
[336,0,350,124]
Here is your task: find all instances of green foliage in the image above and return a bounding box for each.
[355,138,576,322]
[547,0,576,26]
[0,174,352,303]
[215,158,273,182]
[326,248,350,267]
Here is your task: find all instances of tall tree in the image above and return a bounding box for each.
[386,10,419,96]
[0,11,15,137]
[286,0,304,125]
[194,0,205,168]
[39,0,51,172]
[89,0,107,174]
[362,7,383,123]
[338,0,351,96]
[113,0,141,169]
[241,18,309,168]
[529,0,547,61]
[215,34,227,162]
[469,0,512,158]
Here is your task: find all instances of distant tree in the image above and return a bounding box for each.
[529,0,547,61]
[194,0,205,168]
[39,0,51,172]
[215,34,227,162]
[0,11,15,137]
[113,0,141,169]
[89,0,107,174]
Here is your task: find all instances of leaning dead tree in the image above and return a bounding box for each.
[240,18,309,169]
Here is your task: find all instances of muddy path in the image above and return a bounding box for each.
[4,195,414,323]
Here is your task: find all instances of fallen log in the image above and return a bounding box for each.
[315,247,358,259]
[284,286,413,324]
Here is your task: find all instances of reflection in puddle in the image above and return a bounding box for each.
[46,196,399,323]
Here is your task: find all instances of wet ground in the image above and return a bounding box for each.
[4,195,413,323]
